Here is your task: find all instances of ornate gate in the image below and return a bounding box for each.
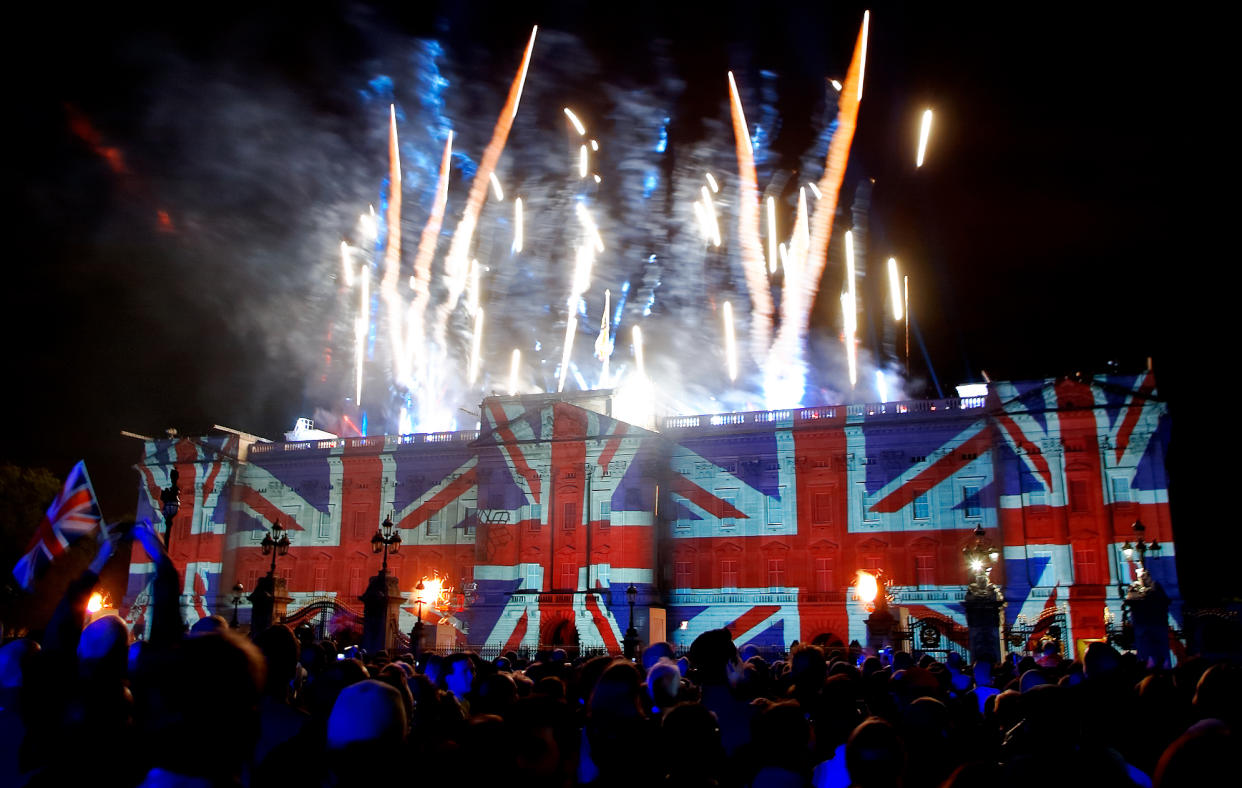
[1005,608,1068,657]
[282,597,364,641]
[902,614,971,661]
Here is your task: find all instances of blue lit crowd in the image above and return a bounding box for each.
[0,521,1236,787]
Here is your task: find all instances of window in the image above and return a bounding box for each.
[279,567,293,586]
[812,491,833,525]
[915,555,936,587]
[250,522,264,542]
[963,485,981,518]
[863,556,882,576]
[352,511,370,540]
[426,508,441,537]
[767,558,785,588]
[767,494,784,526]
[525,565,541,591]
[1069,480,1089,514]
[717,489,738,529]
[720,559,739,590]
[675,561,694,588]
[349,567,364,598]
[859,485,878,522]
[528,504,542,530]
[599,499,611,526]
[558,562,576,590]
[562,502,578,531]
[595,564,610,589]
[313,564,328,591]
[317,509,332,539]
[245,569,258,591]
[815,558,834,593]
[1074,548,1100,585]
[913,491,931,520]
[464,507,476,537]
[1111,476,1131,506]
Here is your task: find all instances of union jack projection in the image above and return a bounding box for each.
[123,374,1177,659]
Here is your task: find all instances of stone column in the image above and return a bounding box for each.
[1128,579,1170,668]
[360,570,402,654]
[964,592,1004,665]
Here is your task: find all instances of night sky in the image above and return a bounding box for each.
[6,4,1222,597]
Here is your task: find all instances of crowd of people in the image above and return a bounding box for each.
[0,521,1237,788]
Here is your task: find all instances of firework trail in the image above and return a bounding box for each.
[777,10,869,374]
[407,131,454,387]
[436,26,537,333]
[726,70,774,365]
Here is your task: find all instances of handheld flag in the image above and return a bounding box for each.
[12,461,104,591]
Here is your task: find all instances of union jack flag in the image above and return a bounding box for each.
[13,461,103,592]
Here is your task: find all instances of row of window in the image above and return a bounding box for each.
[671,555,941,591]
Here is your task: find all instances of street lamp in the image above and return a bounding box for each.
[411,579,426,659]
[261,519,292,577]
[962,524,999,591]
[371,511,402,573]
[160,469,181,550]
[623,583,639,659]
[1127,520,1162,572]
[230,583,244,628]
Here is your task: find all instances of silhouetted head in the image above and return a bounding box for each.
[846,717,906,788]
[77,614,130,678]
[254,624,300,697]
[1083,642,1120,681]
[189,615,229,636]
[642,640,675,671]
[589,660,645,719]
[1154,719,1233,788]
[689,628,740,686]
[442,652,475,698]
[327,679,407,749]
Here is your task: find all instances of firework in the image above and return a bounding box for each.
[489,172,504,200]
[726,70,775,361]
[508,348,521,395]
[705,172,719,193]
[468,308,484,385]
[563,107,586,136]
[340,242,354,287]
[767,195,778,273]
[888,257,903,321]
[558,298,578,393]
[782,11,868,357]
[441,26,537,311]
[807,182,822,200]
[917,109,933,167]
[699,186,721,247]
[578,144,588,178]
[355,266,369,405]
[590,139,598,151]
[575,202,605,253]
[512,197,524,253]
[723,301,739,381]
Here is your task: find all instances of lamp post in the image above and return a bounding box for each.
[623,583,639,659]
[411,579,426,660]
[962,524,1004,664]
[160,469,181,551]
[371,511,402,574]
[230,583,244,628]
[261,519,292,578]
[1121,519,1163,575]
[1120,519,1170,666]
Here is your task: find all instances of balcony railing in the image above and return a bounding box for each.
[659,395,988,432]
[248,430,482,457]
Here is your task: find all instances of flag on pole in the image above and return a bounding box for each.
[12,461,104,591]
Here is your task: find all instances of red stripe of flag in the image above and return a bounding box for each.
[726,605,781,639]
[397,467,479,529]
[872,427,996,513]
[669,475,748,520]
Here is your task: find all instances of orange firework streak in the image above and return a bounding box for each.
[779,11,868,351]
[432,26,537,360]
[407,132,455,377]
[727,72,774,364]
[442,26,537,304]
